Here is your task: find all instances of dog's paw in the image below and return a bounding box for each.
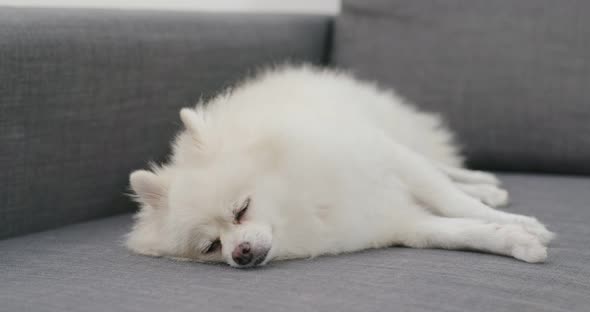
[459,184,510,208]
[512,239,547,263]
[502,224,548,263]
[478,185,510,207]
[517,217,555,245]
[469,171,501,186]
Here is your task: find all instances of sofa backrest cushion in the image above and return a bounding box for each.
[332,0,590,174]
[0,7,331,239]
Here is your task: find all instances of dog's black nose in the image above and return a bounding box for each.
[232,242,253,266]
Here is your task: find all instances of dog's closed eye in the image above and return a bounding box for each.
[234,198,250,223]
[203,239,221,254]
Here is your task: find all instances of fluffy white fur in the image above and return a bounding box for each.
[127,65,554,268]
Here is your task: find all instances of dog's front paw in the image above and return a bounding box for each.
[513,216,555,245]
[512,238,547,263]
[503,225,547,263]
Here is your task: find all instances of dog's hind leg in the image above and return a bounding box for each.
[437,165,510,207]
[388,142,554,244]
[455,183,510,207]
[399,216,547,263]
[438,165,500,186]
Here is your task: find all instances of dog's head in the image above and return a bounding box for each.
[126,108,283,268]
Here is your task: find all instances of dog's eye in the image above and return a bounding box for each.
[234,198,250,223]
[204,239,221,254]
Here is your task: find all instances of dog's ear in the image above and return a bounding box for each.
[180,108,205,144]
[129,170,167,209]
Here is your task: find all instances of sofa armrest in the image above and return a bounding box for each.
[0,7,332,239]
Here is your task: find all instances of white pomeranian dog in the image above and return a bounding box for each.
[127,65,554,268]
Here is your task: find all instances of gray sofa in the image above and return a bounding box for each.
[1,2,589,311]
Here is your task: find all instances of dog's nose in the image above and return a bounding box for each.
[232,242,253,266]
[231,242,270,267]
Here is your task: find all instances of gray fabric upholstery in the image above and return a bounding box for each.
[332,0,590,174]
[1,174,589,312]
[0,7,331,239]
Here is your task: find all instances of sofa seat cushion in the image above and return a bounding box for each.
[1,174,589,312]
